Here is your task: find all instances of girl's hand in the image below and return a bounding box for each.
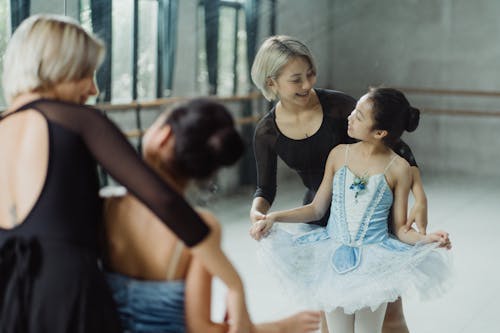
[250,209,266,225]
[424,230,452,249]
[249,215,274,240]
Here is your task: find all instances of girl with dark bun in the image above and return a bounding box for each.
[250,88,452,333]
[104,99,321,333]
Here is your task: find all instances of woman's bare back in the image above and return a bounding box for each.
[104,193,191,281]
[0,110,48,229]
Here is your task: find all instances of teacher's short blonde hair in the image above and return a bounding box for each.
[251,35,316,101]
[2,14,105,104]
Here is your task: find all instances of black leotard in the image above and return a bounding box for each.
[0,99,209,332]
[253,88,417,226]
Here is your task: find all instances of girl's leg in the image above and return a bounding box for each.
[382,298,409,333]
[325,308,354,333]
[354,303,388,333]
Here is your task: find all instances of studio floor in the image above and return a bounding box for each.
[208,171,500,333]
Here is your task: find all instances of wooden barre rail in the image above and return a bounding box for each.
[4,90,500,120]
[396,86,500,98]
[97,91,263,112]
[392,86,500,117]
[0,92,264,113]
[100,92,264,139]
[0,92,265,139]
[421,107,500,117]
[124,114,261,138]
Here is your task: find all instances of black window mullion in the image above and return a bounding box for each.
[132,0,139,100]
[10,0,30,32]
[157,0,178,98]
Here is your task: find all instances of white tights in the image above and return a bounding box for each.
[324,303,388,333]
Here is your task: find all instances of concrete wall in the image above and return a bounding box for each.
[255,0,335,89]
[329,0,500,176]
[330,0,500,95]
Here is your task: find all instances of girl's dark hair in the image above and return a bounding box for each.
[368,87,420,145]
[165,98,245,179]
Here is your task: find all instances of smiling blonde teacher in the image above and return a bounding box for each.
[248,35,428,333]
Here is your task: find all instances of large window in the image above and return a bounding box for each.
[111,0,159,102]
[137,0,158,100]
[195,5,208,95]
[80,0,92,31]
[111,0,134,102]
[218,5,249,95]
[0,0,11,107]
[79,0,255,103]
[80,0,160,103]
[197,0,250,96]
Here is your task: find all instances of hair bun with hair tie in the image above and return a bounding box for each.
[208,127,245,166]
[406,106,420,132]
[165,98,245,179]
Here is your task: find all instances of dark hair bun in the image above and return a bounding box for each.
[208,127,245,167]
[368,87,421,145]
[406,106,420,132]
[166,99,245,180]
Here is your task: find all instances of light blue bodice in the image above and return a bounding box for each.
[294,165,411,274]
[327,166,392,245]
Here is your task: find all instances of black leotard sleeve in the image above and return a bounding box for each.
[253,113,278,204]
[34,100,209,247]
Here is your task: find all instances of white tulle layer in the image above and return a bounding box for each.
[257,224,453,314]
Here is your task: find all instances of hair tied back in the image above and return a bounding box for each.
[208,127,244,166]
[406,106,420,132]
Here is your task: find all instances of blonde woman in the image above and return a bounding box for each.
[0,15,251,332]
[249,35,429,333]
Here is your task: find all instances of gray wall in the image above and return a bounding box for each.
[257,0,335,89]
[330,0,500,95]
[328,0,500,176]
[265,0,500,177]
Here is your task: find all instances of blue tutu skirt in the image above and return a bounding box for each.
[257,224,453,314]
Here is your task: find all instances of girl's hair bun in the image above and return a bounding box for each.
[406,106,420,132]
[165,98,245,179]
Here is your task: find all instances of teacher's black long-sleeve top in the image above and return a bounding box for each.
[253,88,418,226]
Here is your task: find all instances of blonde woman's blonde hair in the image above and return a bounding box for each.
[251,35,317,101]
[2,14,105,104]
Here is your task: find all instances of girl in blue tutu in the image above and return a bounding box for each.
[250,87,452,333]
